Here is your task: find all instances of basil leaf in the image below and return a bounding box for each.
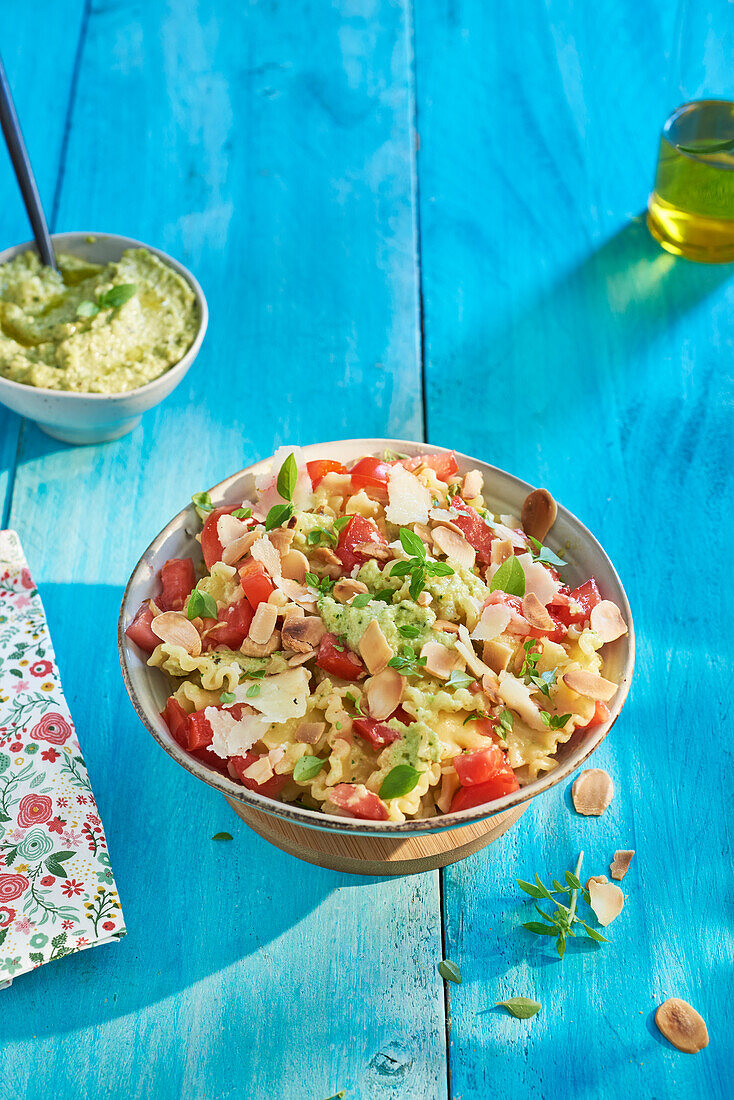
[276,452,298,501]
[399,528,426,559]
[496,997,541,1019]
[231,507,251,519]
[446,669,474,690]
[98,283,136,309]
[220,691,235,704]
[76,299,99,318]
[350,593,372,608]
[333,516,351,533]
[246,684,261,698]
[265,502,293,531]
[408,570,425,602]
[373,589,394,603]
[379,764,422,800]
[528,536,566,568]
[187,589,218,620]
[438,959,462,984]
[498,709,514,733]
[426,561,454,577]
[490,555,526,597]
[212,832,233,841]
[192,490,213,515]
[293,755,326,782]
[389,560,412,577]
[398,624,420,638]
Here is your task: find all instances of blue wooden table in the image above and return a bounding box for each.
[1,3,731,1097]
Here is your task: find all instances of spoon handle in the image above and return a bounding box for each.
[0,51,57,270]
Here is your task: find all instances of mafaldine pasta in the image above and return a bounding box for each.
[126,447,628,823]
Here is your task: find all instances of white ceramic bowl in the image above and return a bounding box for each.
[119,440,635,837]
[0,231,207,445]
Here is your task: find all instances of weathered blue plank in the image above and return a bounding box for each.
[2,2,445,1099]
[0,2,87,523]
[415,2,732,1097]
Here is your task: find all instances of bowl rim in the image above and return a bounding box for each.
[118,439,635,836]
[0,230,208,402]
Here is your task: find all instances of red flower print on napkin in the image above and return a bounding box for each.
[29,712,73,745]
[61,880,84,898]
[30,660,52,678]
[16,793,53,828]
[0,874,29,901]
[46,817,65,835]
[0,906,16,927]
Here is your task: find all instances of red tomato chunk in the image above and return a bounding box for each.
[160,558,196,611]
[160,698,229,774]
[316,634,366,681]
[125,603,159,654]
[306,459,347,487]
[449,742,519,812]
[202,598,254,651]
[454,743,509,786]
[400,451,458,480]
[328,783,389,820]
[554,578,602,626]
[353,718,402,750]
[229,753,290,798]
[335,514,388,572]
[239,559,276,611]
[349,456,391,492]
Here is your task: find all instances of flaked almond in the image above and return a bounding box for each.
[610,850,635,880]
[251,534,282,579]
[563,669,617,702]
[462,469,483,500]
[278,577,317,611]
[590,600,628,643]
[280,549,309,583]
[655,998,709,1054]
[222,529,258,566]
[572,768,614,816]
[413,522,433,544]
[456,625,491,678]
[520,488,557,542]
[248,602,278,645]
[433,618,460,635]
[240,629,281,657]
[147,599,164,616]
[150,611,202,656]
[333,578,369,603]
[522,592,555,632]
[366,666,406,721]
[420,641,459,679]
[294,721,326,744]
[282,602,304,619]
[358,619,392,674]
[585,874,609,890]
[588,879,625,926]
[268,526,294,555]
[482,639,514,674]
[282,615,325,653]
[480,671,502,705]
[417,591,432,607]
[432,526,476,571]
[311,545,342,568]
[354,542,392,561]
[490,538,514,566]
[242,755,273,785]
[288,649,316,667]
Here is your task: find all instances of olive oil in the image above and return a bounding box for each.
[647,100,734,263]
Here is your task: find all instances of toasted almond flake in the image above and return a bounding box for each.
[268,527,295,555]
[217,513,250,548]
[610,850,635,880]
[462,469,483,500]
[588,879,625,926]
[280,549,309,582]
[358,619,392,674]
[282,603,304,619]
[282,615,325,653]
[278,577,317,611]
[563,669,618,702]
[520,488,557,542]
[434,618,460,635]
[248,602,278,645]
[585,874,609,890]
[240,630,281,657]
[353,541,392,561]
[572,768,614,815]
[432,526,476,571]
[311,544,342,567]
[333,578,369,603]
[417,591,432,607]
[655,999,709,1053]
[366,666,406,721]
[471,603,512,641]
[456,625,492,678]
[151,611,202,656]
[421,641,459,679]
[498,671,550,731]
[413,522,433,543]
[251,534,282,579]
[481,639,514,674]
[522,592,556,631]
[590,600,628,643]
[294,720,326,744]
[147,598,164,616]
[490,538,514,566]
[222,529,259,566]
[288,648,316,667]
[480,671,502,704]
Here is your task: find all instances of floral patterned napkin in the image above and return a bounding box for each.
[0,530,124,987]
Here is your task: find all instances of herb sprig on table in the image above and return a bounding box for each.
[517,851,608,958]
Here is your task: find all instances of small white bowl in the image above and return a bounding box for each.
[0,231,208,445]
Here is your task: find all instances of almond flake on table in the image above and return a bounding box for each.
[571,769,614,815]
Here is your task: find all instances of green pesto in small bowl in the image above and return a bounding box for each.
[0,246,198,394]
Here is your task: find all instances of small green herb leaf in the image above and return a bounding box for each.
[231,507,251,519]
[373,589,394,603]
[76,299,99,318]
[398,623,421,638]
[187,589,218,620]
[490,555,526,597]
[265,502,293,531]
[528,535,566,568]
[425,561,454,577]
[345,691,364,715]
[220,691,235,704]
[246,684,261,698]
[446,669,474,691]
[389,560,413,578]
[579,921,609,943]
[276,452,298,501]
[192,490,213,518]
[399,528,426,559]
[379,764,422,800]
[98,283,136,309]
[517,879,545,898]
[496,997,541,1019]
[497,709,514,734]
[438,959,462,984]
[212,832,233,841]
[350,593,372,608]
[293,755,326,782]
[522,921,556,936]
[333,516,351,533]
[307,527,337,547]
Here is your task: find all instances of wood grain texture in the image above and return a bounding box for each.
[415,2,733,1097]
[1,3,445,1099]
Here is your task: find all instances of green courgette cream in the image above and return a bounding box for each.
[0,247,198,393]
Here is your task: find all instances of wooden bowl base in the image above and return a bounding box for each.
[226,797,528,876]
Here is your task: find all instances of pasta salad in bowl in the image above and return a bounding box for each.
[119,441,634,832]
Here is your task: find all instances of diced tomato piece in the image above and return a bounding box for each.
[554,578,602,626]
[229,752,290,798]
[580,701,610,729]
[239,559,276,611]
[454,743,509,787]
[353,718,402,750]
[316,633,366,681]
[328,783,389,820]
[306,459,347,487]
[349,456,391,492]
[400,451,458,480]
[393,706,415,725]
[187,710,214,751]
[202,598,254,650]
[450,497,496,564]
[161,698,190,747]
[125,603,159,654]
[201,505,249,570]
[159,558,197,611]
[449,770,520,811]
[335,514,388,571]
